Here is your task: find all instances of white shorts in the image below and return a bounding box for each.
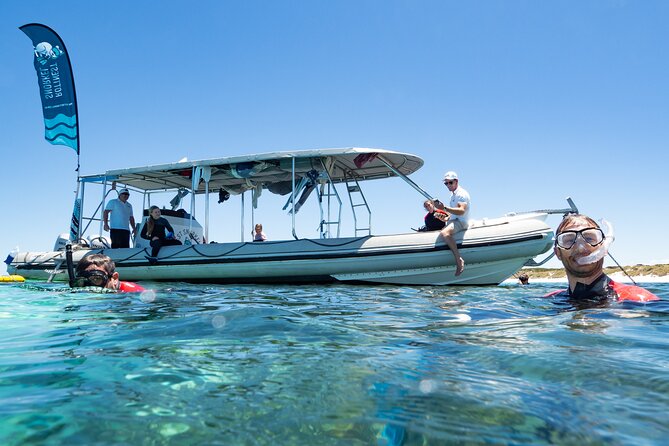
[446,219,467,232]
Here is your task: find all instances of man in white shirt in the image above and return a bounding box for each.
[103,188,137,248]
[438,171,470,276]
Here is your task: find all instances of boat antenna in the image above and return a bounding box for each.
[607,251,637,286]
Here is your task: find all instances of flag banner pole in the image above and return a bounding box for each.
[20,23,82,240]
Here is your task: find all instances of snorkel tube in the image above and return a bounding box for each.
[65,244,75,287]
[575,219,614,265]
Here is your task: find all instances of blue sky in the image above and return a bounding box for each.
[1,0,667,270]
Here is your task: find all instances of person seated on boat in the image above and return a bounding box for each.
[518,273,529,285]
[438,171,470,277]
[253,223,267,242]
[418,200,448,232]
[546,214,659,303]
[74,253,145,292]
[140,206,183,264]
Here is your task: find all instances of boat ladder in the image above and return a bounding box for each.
[318,181,342,239]
[344,173,371,236]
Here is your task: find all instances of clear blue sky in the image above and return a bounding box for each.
[2,0,667,270]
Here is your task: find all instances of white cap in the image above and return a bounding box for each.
[443,171,458,181]
[119,188,130,195]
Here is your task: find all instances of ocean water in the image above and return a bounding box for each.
[1,281,668,446]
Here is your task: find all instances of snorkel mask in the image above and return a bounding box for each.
[72,269,111,288]
[575,219,614,265]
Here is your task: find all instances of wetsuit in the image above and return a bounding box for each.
[140,217,182,258]
[545,273,659,302]
[419,209,448,232]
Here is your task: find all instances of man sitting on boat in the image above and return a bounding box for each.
[74,254,144,292]
[437,171,470,277]
[546,214,658,302]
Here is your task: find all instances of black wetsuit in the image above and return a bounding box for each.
[140,217,182,258]
[561,274,615,300]
[547,273,658,303]
[419,212,446,232]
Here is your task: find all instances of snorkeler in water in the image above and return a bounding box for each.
[546,214,658,302]
[74,254,144,292]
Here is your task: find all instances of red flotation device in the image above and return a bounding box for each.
[118,281,145,293]
[609,280,659,302]
[544,280,659,302]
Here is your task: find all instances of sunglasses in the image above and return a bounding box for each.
[73,270,110,288]
[555,228,605,250]
[444,180,456,185]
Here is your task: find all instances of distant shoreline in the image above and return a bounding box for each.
[504,275,669,284]
[510,263,669,284]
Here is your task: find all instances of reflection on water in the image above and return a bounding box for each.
[0,282,668,445]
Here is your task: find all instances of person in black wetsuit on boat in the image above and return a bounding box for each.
[418,200,448,232]
[546,214,658,303]
[140,206,183,264]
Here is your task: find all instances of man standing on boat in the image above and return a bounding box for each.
[438,171,470,276]
[103,187,137,249]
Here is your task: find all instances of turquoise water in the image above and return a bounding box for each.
[1,281,668,445]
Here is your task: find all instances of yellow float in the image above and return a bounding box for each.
[0,275,25,283]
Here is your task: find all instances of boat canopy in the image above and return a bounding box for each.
[79,148,423,195]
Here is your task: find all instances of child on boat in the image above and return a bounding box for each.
[253,223,267,242]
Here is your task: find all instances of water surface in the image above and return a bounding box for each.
[1,281,668,445]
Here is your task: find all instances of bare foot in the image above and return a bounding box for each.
[455,257,465,276]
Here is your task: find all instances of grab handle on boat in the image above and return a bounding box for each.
[65,244,75,288]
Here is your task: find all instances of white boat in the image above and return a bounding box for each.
[7,148,571,285]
